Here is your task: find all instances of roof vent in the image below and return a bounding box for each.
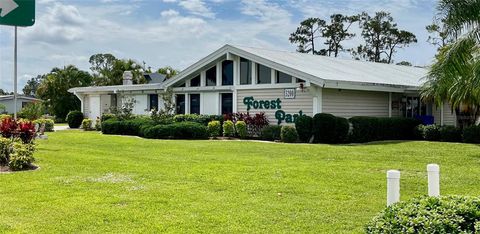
[123,71,133,85]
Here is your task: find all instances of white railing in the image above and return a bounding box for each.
[386,163,440,206]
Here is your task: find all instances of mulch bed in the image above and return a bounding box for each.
[0,164,39,173]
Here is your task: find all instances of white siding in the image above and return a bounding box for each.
[122,94,148,115]
[322,89,390,118]
[100,95,111,114]
[201,92,219,115]
[432,102,457,126]
[0,98,36,114]
[88,95,101,120]
[237,88,313,124]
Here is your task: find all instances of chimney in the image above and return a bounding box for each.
[123,71,133,85]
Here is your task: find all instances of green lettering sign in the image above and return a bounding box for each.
[0,0,35,27]
[243,96,302,124]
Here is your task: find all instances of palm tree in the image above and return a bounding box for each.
[421,0,480,127]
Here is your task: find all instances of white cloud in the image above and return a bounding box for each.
[161,9,179,17]
[178,0,215,19]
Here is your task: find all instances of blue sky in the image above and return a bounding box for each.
[0,0,438,91]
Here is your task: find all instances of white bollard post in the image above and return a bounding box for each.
[386,170,400,206]
[427,164,440,197]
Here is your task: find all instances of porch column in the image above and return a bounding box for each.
[251,62,257,84]
[440,102,444,125]
[216,61,222,86]
[388,92,392,117]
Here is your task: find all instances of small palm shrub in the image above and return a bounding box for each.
[222,120,235,137]
[207,121,222,138]
[281,126,298,143]
[235,121,248,139]
[66,111,84,128]
[82,119,93,130]
[365,195,480,233]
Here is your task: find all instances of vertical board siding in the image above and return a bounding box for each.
[322,89,390,118]
[432,102,457,126]
[237,89,313,124]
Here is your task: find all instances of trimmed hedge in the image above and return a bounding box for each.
[463,125,480,143]
[66,111,84,128]
[207,120,221,138]
[349,116,421,143]
[366,195,480,233]
[295,115,312,142]
[261,125,282,141]
[222,120,235,137]
[281,126,298,143]
[144,122,208,139]
[311,113,349,144]
[101,118,155,137]
[32,118,54,132]
[174,114,223,126]
[439,125,462,142]
[236,121,248,139]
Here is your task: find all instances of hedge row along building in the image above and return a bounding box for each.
[69,44,456,125]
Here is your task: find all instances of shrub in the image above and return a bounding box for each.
[101,113,116,122]
[143,124,173,139]
[8,142,35,171]
[223,120,235,137]
[233,112,269,137]
[261,125,282,141]
[0,114,11,121]
[334,116,350,143]
[439,125,462,142]
[0,117,18,138]
[295,115,313,143]
[18,121,36,144]
[349,116,421,143]
[236,121,248,139]
[207,120,222,138]
[94,118,101,131]
[66,111,84,128]
[463,125,480,143]
[365,195,480,233]
[33,118,54,132]
[0,138,10,165]
[422,124,441,141]
[312,113,337,143]
[170,122,208,139]
[101,117,155,137]
[18,102,44,120]
[82,119,93,130]
[281,126,298,143]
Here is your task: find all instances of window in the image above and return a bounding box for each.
[257,64,271,84]
[149,94,158,111]
[240,58,251,85]
[178,82,186,87]
[176,94,185,114]
[222,60,233,85]
[221,93,233,115]
[190,75,200,87]
[296,78,305,83]
[110,94,118,108]
[276,71,292,83]
[190,94,200,114]
[206,66,216,86]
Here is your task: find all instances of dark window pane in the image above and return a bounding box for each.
[221,93,233,115]
[240,58,251,85]
[222,60,233,85]
[257,64,271,84]
[190,75,200,87]
[149,94,159,111]
[178,82,186,87]
[190,94,200,114]
[296,78,305,83]
[276,71,291,83]
[206,66,216,86]
[176,94,185,114]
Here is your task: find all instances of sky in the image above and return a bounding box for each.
[0,0,439,92]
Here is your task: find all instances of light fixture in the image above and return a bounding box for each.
[296,82,307,92]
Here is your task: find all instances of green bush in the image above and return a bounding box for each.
[334,116,350,143]
[101,117,155,137]
[422,124,441,141]
[143,124,173,139]
[281,126,298,143]
[81,118,93,130]
[439,125,462,142]
[171,122,208,139]
[222,120,235,137]
[365,195,480,233]
[349,116,421,143]
[0,138,10,165]
[207,120,222,138]
[101,113,116,122]
[236,121,248,139]
[312,113,337,143]
[18,102,44,120]
[0,114,11,121]
[295,115,313,142]
[261,125,282,141]
[173,114,220,126]
[66,111,84,128]
[8,143,35,171]
[463,125,480,143]
[33,118,55,132]
[94,118,101,131]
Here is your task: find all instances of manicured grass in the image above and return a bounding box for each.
[1,131,480,233]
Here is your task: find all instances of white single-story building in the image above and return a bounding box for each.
[0,95,41,114]
[69,44,456,125]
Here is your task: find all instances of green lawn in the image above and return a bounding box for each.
[1,131,480,233]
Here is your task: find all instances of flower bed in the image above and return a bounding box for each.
[0,117,37,172]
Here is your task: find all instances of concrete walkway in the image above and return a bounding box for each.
[53,125,70,131]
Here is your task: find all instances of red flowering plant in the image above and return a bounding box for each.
[0,117,18,138]
[232,112,269,137]
[18,121,36,144]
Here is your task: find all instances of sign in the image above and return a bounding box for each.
[243,96,304,124]
[0,0,35,27]
[284,88,296,99]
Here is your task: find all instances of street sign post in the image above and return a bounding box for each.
[0,0,35,119]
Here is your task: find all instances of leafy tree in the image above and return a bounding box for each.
[323,14,358,57]
[36,65,92,119]
[0,89,13,95]
[157,66,179,79]
[426,16,455,49]
[421,0,480,127]
[89,53,116,82]
[22,75,43,97]
[289,18,326,55]
[396,61,412,66]
[89,54,147,86]
[160,87,175,114]
[352,11,417,63]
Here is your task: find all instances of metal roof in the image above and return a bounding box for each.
[0,95,41,101]
[233,45,427,87]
